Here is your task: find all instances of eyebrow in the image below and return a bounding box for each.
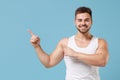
[76,18,90,20]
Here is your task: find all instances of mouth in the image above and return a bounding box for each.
[79,25,88,29]
[77,25,90,33]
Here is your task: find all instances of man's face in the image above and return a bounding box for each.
[75,13,92,34]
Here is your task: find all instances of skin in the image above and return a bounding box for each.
[28,13,109,68]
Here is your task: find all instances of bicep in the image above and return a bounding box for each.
[49,40,64,67]
[96,39,109,61]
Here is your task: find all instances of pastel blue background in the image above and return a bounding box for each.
[0,0,119,80]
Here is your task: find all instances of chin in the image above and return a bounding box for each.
[79,30,90,34]
[77,28,90,33]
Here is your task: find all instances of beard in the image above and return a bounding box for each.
[76,25,91,34]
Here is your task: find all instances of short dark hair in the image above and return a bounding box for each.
[75,6,92,19]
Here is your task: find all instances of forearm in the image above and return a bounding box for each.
[73,52,106,66]
[34,45,50,67]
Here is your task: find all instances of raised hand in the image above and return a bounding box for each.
[28,29,40,48]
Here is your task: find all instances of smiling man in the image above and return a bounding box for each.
[28,6,109,80]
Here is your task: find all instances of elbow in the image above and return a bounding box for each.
[99,62,106,67]
[99,56,109,67]
[44,65,52,68]
[98,60,107,67]
[44,63,53,68]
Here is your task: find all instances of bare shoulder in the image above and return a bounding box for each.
[98,38,108,44]
[59,38,69,47]
[96,38,109,56]
[98,38,108,48]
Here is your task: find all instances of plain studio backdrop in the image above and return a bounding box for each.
[0,0,119,80]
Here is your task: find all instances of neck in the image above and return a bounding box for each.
[75,32,92,41]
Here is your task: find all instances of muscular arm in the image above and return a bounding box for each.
[35,39,65,68]
[28,30,67,68]
[65,39,109,67]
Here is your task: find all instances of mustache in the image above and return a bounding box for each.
[79,25,88,27]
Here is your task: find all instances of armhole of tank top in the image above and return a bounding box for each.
[92,36,99,49]
[67,37,70,47]
[96,37,99,49]
[67,35,74,47]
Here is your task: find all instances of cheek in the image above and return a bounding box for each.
[76,21,82,25]
[75,22,79,26]
[86,22,92,25]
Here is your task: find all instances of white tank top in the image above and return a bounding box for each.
[64,35,100,80]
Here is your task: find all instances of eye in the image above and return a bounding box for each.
[85,18,90,22]
[77,19,82,22]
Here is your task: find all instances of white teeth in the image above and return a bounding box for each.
[78,26,87,29]
[82,26,87,27]
[81,26,86,28]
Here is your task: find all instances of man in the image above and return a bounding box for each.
[28,6,109,80]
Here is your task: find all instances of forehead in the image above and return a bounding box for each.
[76,13,91,19]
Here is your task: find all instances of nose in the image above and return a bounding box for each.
[81,21,85,25]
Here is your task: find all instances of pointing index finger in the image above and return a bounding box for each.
[28,29,35,36]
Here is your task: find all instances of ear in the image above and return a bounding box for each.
[74,19,76,26]
[91,19,93,25]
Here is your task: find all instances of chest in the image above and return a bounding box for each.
[75,40,91,48]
